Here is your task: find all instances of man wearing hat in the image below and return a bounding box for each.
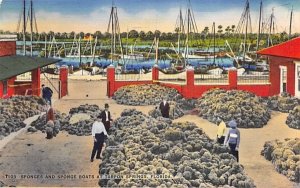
[100,103,113,132]
[159,97,170,118]
[224,120,240,162]
[90,116,108,162]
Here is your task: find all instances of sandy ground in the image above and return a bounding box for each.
[0,79,300,187]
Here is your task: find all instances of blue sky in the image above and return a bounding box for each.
[0,0,299,33]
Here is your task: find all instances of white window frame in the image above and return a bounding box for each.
[295,61,300,98]
[279,65,287,94]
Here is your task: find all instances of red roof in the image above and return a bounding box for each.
[257,37,300,60]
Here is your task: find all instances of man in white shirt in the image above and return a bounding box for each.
[90,116,108,162]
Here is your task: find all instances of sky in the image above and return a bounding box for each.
[0,0,299,33]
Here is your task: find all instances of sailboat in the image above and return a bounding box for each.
[106,2,126,69]
[181,1,217,61]
[122,39,144,61]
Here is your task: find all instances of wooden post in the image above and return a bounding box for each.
[107,65,115,97]
[152,64,159,82]
[59,66,68,98]
[228,69,238,90]
[186,66,195,98]
[31,68,41,96]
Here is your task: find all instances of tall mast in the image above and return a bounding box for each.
[267,8,274,47]
[178,8,183,54]
[30,0,33,56]
[213,22,215,64]
[256,0,262,53]
[79,37,82,75]
[186,7,190,67]
[288,7,293,40]
[155,37,159,65]
[243,0,250,63]
[44,35,47,58]
[23,0,26,56]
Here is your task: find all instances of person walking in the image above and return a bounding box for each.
[224,120,240,162]
[217,120,226,144]
[90,116,108,162]
[46,102,55,122]
[42,84,53,105]
[100,104,113,132]
[159,97,170,118]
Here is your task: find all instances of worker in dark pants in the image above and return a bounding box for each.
[90,116,108,162]
[42,84,53,105]
[100,103,113,132]
[159,97,170,118]
[224,120,240,162]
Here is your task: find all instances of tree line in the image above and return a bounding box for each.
[0,25,298,47]
[0,25,247,41]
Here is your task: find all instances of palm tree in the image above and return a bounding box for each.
[231,25,236,35]
[146,31,154,40]
[139,31,146,40]
[225,26,231,36]
[217,25,223,38]
[154,30,161,38]
[202,26,209,39]
[128,30,139,38]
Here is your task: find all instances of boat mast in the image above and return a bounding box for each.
[288,7,293,40]
[267,8,274,47]
[243,0,251,64]
[256,0,262,56]
[79,37,82,75]
[107,0,124,67]
[92,37,97,67]
[178,7,184,55]
[30,0,33,56]
[126,27,128,55]
[155,37,159,65]
[23,0,26,56]
[213,22,215,64]
[44,35,47,58]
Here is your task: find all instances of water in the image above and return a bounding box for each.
[16,49,234,70]
[55,56,234,70]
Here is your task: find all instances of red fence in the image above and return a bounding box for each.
[1,67,68,99]
[107,65,272,99]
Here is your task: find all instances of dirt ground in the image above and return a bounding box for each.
[0,80,300,187]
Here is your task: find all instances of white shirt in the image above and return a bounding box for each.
[105,111,109,121]
[92,121,108,137]
[163,101,167,106]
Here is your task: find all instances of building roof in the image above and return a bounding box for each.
[0,55,61,81]
[257,37,300,60]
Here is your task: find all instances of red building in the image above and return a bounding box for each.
[0,35,68,99]
[257,37,300,98]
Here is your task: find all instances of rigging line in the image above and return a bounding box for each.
[16,10,22,33]
[107,7,113,33]
[33,8,38,33]
[25,8,31,32]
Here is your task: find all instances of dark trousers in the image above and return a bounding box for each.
[103,121,110,132]
[229,143,239,162]
[217,136,225,144]
[44,97,52,105]
[91,133,104,160]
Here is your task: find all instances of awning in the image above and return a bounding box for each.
[0,55,61,81]
[257,37,300,60]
